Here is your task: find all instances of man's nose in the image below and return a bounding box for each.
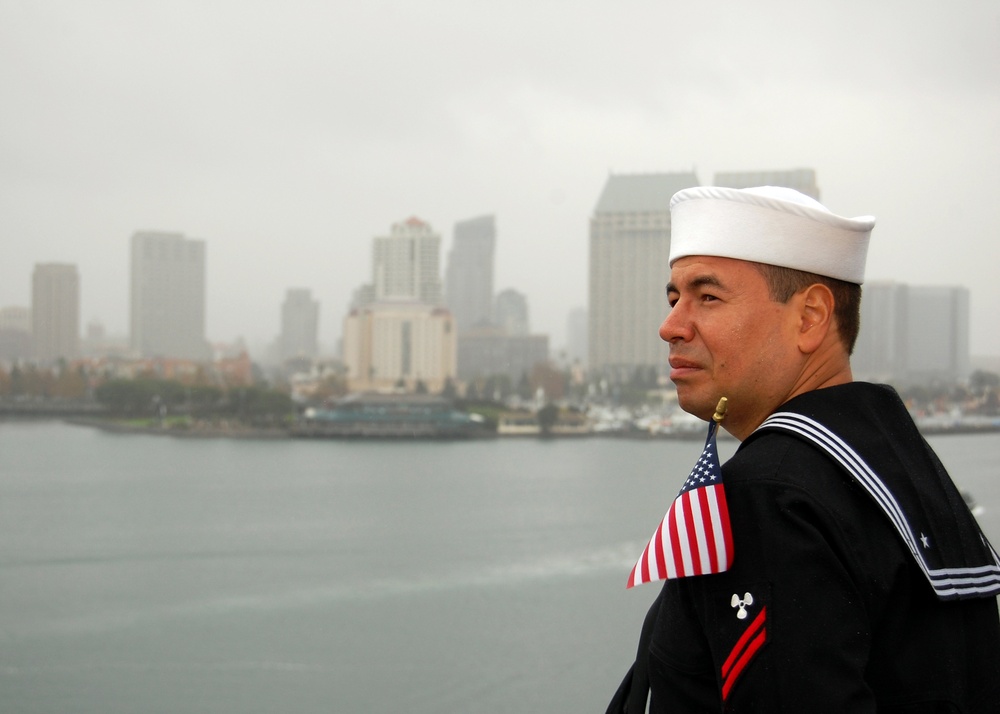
[658,303,689,343]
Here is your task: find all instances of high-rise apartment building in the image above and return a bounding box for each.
[372,217,443,304]
[130,231,210,361]
[280,288,320,361]
[445,215,496,331]
[494,288,529,337]
[0,306,32,364]
[588,172,700,375]
[854,282,970,385]
[905,286,970,383]
[713,168,820,199]
[31,263,79,364]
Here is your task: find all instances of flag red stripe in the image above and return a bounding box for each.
[708,485,729,569]
[668,502,687,578]
[662,505,677,579]
[688,488,710,572]
[640,537,651,584]
[682,493,703,575]
[700,486,720,572]
[653,516,667,579]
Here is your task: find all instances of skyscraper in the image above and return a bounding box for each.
[372,217,443,304]
[0,306,32,363]
[130,231,209,360]
[852,282,907,382]
[854,282,970,385]
[280,288,320,361]
[494,288,529,336]
[343,217,455,392]
[588,172,700,375]
[445,215,496,330]
[713,168,820,199]
[31,263,79,364]
[905,286,970,383]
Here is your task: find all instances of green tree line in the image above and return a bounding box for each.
[93,378,293,424]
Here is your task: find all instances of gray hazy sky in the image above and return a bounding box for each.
[2,0,999,357]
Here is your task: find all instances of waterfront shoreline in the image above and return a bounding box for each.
[63,417,291,439]
[51,416,1000,441]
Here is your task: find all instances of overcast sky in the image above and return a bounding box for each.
[2,0,999,358]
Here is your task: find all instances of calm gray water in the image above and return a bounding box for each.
[2,420,998,713]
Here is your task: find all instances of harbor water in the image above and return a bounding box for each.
[2,420,999,713]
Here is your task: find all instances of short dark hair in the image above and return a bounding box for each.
[751,263,862,354]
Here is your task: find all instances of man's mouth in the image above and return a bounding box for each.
[668,356,702,380]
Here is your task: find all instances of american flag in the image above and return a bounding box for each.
[627,419,734,588]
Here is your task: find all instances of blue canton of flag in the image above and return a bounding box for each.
[627,419,734,588]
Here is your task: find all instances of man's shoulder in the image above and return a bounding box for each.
[721,397,883,515]
[726,381,917,486]
[764,382,912,442]
[723,429,845,492]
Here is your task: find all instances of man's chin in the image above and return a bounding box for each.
[674,391,717,423]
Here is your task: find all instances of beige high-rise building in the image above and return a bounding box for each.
[342,302,456,393]
[344,217,455,393]
[130,231,210,361]
[588,172,699,376]
[31,263,79,364]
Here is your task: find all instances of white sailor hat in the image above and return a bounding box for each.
[668,186,876,284]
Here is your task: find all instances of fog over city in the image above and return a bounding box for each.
[2,0,999,357]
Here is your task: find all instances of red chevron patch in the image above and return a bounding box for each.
[721,606,768,701]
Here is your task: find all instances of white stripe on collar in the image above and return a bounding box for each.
[758,412,1000,600]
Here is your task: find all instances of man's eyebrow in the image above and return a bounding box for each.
[665,274,726,294]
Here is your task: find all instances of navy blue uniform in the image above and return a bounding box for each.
[647,383,1000,712]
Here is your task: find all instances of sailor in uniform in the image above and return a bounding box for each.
[613,186,1000,713]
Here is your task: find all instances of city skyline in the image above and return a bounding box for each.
[2,2,998,356]
[0,251,987,387]
[1,177,994,364]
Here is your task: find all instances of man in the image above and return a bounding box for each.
[631,186,1000,712]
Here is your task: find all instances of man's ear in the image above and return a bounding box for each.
[796,283,835,354]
